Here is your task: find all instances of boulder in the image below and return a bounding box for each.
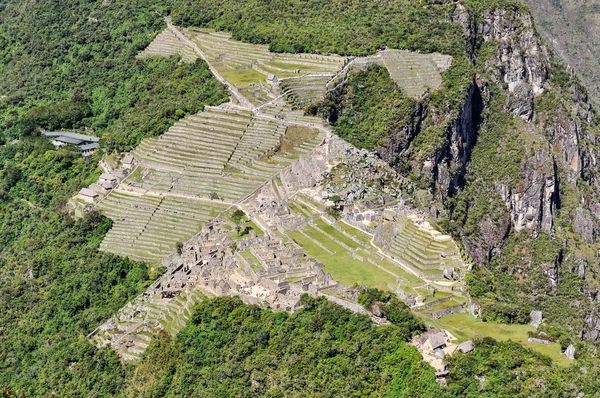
[458,340,474,353]
[529,310,543,328]
[443,267,455,280]
[565,344,575,360]
[433,348,446,359]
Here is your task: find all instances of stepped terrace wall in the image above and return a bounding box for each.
[181,27,346,107]
[137,26,197,63]
[96,104,327,264]
[380,50,452,99]
[373,215,465,280]
[97,191,228,263]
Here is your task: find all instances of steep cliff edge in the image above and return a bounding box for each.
[317,2,600,343]
[519,0,600,108]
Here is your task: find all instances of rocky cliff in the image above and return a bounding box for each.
[519,0,600,108]
[322,2,600,343]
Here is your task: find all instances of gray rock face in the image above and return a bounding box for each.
[574,207,596,244]
[479,7,549,99]
[565,344,575,360]
[494,146,557,237]
[530,310,543,328]
[506,81,534,120]
[571,254,588,279]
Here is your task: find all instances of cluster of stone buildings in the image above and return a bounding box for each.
[411,330,474,385]
[159,220,338,311]
[76,154,135,204]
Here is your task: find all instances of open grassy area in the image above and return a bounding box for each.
[287,227,396,291]
[278,126,318,154]
[221,68,266,87]
[269,61,326,71]
[239,250,261,266]
[425,312,571,367]
[314,219,360,249]
[337,221,373,245]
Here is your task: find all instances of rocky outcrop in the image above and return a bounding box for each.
[495,145,558,236]
[479,7,550,100]
[431,82,481,199]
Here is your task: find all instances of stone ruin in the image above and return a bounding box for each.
[411,330,473,385]
[161,220,338,311]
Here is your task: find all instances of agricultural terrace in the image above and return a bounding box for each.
[285,195,443,304]
[90,287,208,361]
[98,104,326,263]
[97,192,228,263]
[380,49,452,99]
[376,215,465,280]
[136,26,197,63]
[181,26,346,106]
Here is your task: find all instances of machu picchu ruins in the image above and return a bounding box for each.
[83,20,470,360]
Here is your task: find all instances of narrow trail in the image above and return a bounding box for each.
[167,20,255,109]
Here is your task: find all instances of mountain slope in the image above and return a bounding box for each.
[519,0,600,107]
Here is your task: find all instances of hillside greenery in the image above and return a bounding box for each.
[126,296,439,397]
[169,0,468,57]
[0,140,151,396]
[308,65,418,153]
[0,0,228,151]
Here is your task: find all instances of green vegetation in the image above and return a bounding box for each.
[1,0,599,395]
[288,227,396,291]
[221,69,266,87]
[170,0,468,57]
[125,295,440,397]
[227,208,264,239]
[445,338,590,397]
[427,312,570,367]
[0,1,228,151]
[0,141,151,395]
[312,64,418,151]
[358,287,425,333]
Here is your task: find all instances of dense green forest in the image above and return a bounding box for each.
[0,0,226,395]
[0,0,228,150]
[0,140,151,395]
[125,296,439,397]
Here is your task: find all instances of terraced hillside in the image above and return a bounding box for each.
[96,103,326,263]
[181,27,346,107]
[380,50,452,99]
[375,215,465,280]
[88,23,459,355]
[136,26,197,63]
[128,105,325,201]
[97,192,228,263]
[89,284,208,361]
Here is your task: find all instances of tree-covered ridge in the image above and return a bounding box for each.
[125,297,600,397]
[0,0,228,150]
[310,65,418,154]
[170,0,474,57]
[126,296,441,397]
[0,140,151,395]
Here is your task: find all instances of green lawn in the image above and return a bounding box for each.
[337,221,373,245]
[314,219,361,249]
[239,250,261,267]
[425,312,571,367]
[268,61,327,72]
[222,68,266,87]
[287,227,397,291]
